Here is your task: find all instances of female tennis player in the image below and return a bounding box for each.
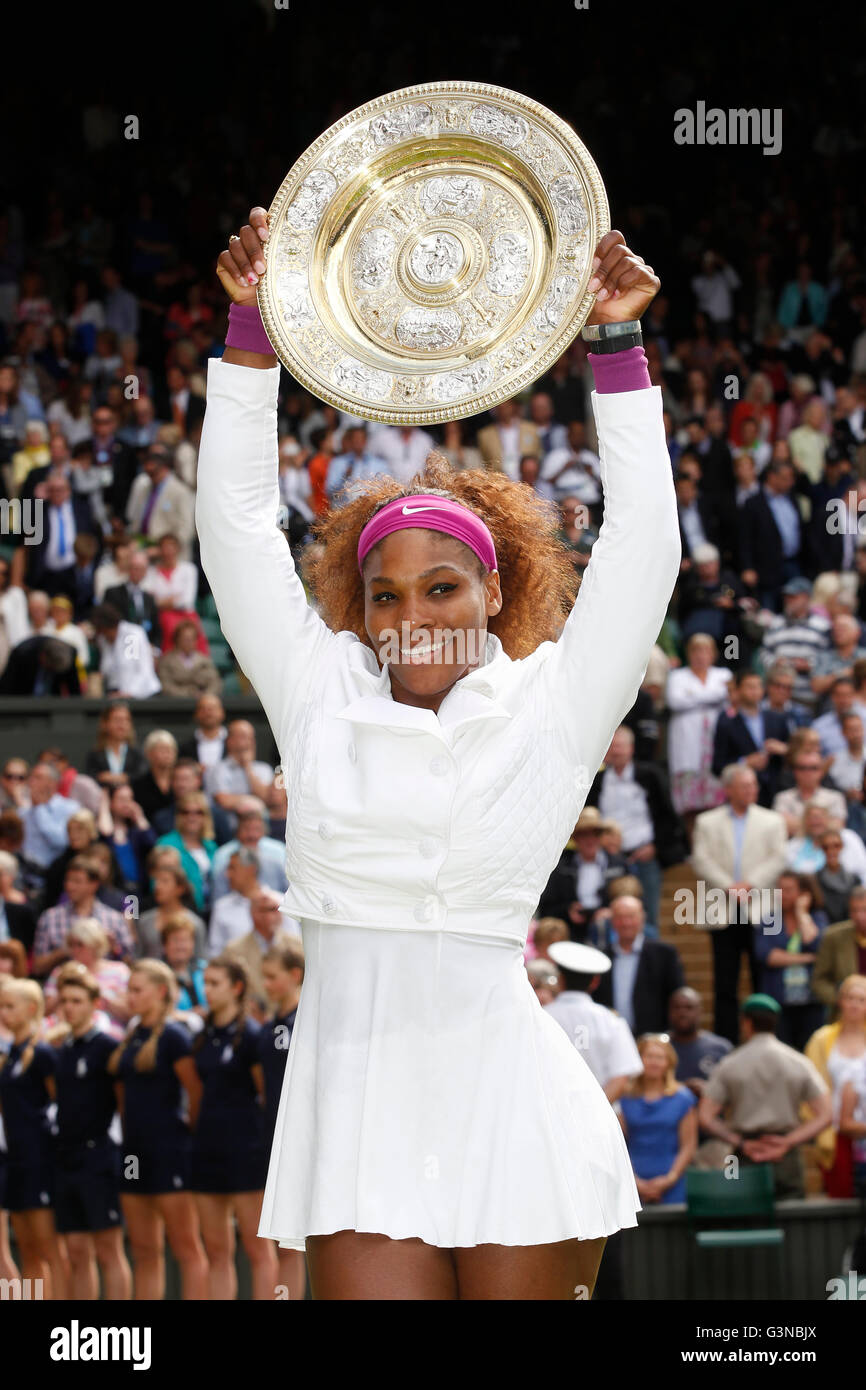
[198,208,680,1300]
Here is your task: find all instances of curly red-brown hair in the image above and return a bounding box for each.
[302,452,579,660]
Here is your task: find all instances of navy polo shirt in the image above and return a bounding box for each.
[52,1027,118,1149]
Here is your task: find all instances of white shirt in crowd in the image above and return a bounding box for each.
[142,561,198,611]
[367,425,437,487]
[829,746,866,793]
[544,990,643,1088]
[690,264,741,323]
[576,856,605,908]
[191,727,228,770]
[541,446,601,503]
[598,762,654,853]
[208,891,254,957]
[98,619,161,698]
[279,465,315,522]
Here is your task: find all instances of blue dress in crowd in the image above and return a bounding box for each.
[619,1085,697,1203]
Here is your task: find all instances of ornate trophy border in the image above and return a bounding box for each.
[257,80,610,425]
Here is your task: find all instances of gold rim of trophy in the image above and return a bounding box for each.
[257,80,609,426]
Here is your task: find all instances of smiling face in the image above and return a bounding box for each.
[362,528,502,711]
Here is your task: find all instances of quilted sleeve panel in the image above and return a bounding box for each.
[538,384,681,780]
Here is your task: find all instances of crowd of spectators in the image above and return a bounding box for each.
[3,17,866,1292]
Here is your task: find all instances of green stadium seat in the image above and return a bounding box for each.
[685,1165,785,1298]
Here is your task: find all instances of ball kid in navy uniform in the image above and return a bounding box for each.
[191,956,277,1301]
[108,959,208,1301]
[259,942,305,1301]
[0,979,69,1298]
[0,940,28,1291]
[50,962,132,1299]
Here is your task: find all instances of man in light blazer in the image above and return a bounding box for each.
[691,764,788,1043]
[223,886,301,1012]
[125,443,195,557]
[476,399,541,480]
[812,887,866,1009]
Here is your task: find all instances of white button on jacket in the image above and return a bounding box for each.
[196,361,681,947]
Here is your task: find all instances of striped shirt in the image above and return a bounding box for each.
[759,614,830,709]
[33,901,135,962]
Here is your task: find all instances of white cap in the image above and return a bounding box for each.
[547,940,611,975]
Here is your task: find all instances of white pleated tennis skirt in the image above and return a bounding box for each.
[258,920,641,1250]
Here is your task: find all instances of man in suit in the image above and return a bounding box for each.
[594,894,685,1035]
[536,807,629,942]
[325,425,389,502]
[477,399,541,480]
[675,455,721,562]
[125,442,195,557]
[103,546,159,641]
[27,471,98,599]
[1,897,36,954]
[739,459,805,610]
[805,446,857,577]
[691,764,789,1043]
[90,403,140,519]
[686,406,735,502]
[0,634,83,696]
[712,670,790,806]
[585,724,688,929]
[812,886,866,1008]
[677,541,747,658]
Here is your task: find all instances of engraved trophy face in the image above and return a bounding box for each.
[257,82,609,425]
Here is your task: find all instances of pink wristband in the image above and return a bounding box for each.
[226,301,275,356]
[588,345,652,394]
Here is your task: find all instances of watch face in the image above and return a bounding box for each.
[258,81,609,425]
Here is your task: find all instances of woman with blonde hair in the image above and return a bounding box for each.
[528,917,569,961]
[805,974,866,1198]
[131,729,178,823]
[155,793,217,916]
[42,808,99,909]
[617,1034,698,1205]
[43,918,131,1037]
[0,978,70,1297]
[85,702,147,790]
[109,960,207,1299]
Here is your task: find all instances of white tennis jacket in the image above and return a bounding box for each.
[196,359,681,947]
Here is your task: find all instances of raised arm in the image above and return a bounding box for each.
[540,233,681,776]
[196,207,337,745]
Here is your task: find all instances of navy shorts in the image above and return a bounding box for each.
[5,1157,54,1213]
[54,1141,123,1234]
[190,1145,268,1195]
[120,1143,191,1196]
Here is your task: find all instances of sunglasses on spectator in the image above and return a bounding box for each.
[3,772,26,780]
[795,763,821,771]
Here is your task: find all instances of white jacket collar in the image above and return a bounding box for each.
[337,631,514,733]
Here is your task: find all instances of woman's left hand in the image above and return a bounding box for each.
[585,230,660,326]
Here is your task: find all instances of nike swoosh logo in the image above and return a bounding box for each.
[401,504,443,514]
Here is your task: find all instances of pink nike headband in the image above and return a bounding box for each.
[357,494,498,574]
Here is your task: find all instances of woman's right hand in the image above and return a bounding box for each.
[216,207,271,304]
